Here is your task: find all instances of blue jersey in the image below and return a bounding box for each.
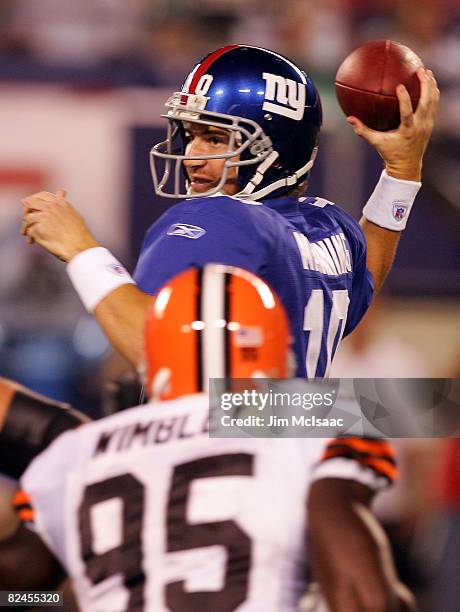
[264,195,374,377]
[134,195,373,378]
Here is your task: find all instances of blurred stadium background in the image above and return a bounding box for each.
[0,0,459,610]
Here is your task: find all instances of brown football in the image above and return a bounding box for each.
[335,40,423,131]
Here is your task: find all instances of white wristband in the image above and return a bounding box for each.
[67,247,135,312]
[362,170,421,231]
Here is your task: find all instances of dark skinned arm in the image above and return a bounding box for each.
[308,478,416,612]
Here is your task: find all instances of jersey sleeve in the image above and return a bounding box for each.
[12,482,61,562]
[134,197,272,295]
[310,436,397,492]
[333,208,374,337]
[0,384,89,481]
[15,428,83,567]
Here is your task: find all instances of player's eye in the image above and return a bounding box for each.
[207,134,228,146]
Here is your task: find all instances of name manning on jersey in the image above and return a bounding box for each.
[293,231,352,276]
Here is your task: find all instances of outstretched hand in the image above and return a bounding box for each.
[21,190,99,262]
[347,68,440,181]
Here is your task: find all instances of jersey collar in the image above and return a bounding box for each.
[263,196,301,214]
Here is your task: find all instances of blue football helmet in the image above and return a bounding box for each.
[150,44,322,200]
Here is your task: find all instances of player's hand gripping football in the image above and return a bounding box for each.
[21,190,99,262]
[347,68,440,182]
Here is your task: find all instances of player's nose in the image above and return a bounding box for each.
[183,148,207,168]
[184,136,210,159]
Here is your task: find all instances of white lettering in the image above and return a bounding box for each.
[323,237,342,274]
[294,231,352,275]
[311,243,336,275]
[195,74,214,96]
[262,72,306,121]
[293,231,314,269]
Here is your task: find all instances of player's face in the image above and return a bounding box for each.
[183,123,240,195]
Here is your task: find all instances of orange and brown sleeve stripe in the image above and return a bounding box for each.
[320,437,398,483]
[12,490,35,523]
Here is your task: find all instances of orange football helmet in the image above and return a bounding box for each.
[145,265,291,400]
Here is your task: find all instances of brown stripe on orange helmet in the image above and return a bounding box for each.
[145,265,291,401]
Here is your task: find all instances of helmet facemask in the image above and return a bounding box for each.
[150,92,276,199]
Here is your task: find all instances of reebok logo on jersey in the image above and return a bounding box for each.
[167,223,206,239]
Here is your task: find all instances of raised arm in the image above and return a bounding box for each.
[350,68,440,292]
[92,283,152,366]
[21,193,152,367]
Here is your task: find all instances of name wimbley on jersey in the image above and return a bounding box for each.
[93,406,209,455]
[18,395,393,612]
[134,194,373,378]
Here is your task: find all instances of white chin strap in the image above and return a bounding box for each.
[238,146,318,200]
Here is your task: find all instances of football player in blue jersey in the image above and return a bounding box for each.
[21,45,439,380]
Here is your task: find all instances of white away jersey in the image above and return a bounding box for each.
[18,395,396,612]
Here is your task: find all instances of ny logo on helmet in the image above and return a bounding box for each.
[262,72,306,121]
